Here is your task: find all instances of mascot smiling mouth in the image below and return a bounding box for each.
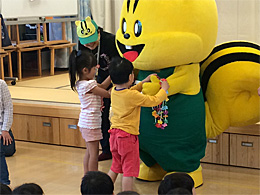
[117,40,144,62]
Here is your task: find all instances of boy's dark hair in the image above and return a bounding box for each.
[158,173,194,195]
[166,188,192,195]
[12,183,44,195]
[117,191,140,195]
[0,183,12,194]
[81,171,114,195]
[69,50,97,91]
[109,56,133,84]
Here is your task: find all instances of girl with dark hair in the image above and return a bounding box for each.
[69,50,111,173]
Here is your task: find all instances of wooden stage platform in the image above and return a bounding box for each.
[7,73,86,148]
[8,73,79,104]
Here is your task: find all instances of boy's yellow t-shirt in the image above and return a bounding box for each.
[110,82,167,135]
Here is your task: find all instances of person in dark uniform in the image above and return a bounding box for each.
[76,16,119,161]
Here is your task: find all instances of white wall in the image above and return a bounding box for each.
[1,0,78,19]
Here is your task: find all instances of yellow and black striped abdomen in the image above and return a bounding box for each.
[200,41,260,100]
[199,41,260,138]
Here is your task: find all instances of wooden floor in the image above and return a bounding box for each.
[6,141,260,195]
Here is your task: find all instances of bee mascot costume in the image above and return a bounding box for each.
[115,0,260,187]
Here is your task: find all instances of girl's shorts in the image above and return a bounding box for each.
[80,128,103,142]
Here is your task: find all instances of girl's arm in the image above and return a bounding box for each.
[98,76,111,89]
[90,86,110,98]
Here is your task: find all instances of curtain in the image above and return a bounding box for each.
[90,0,124,34]
[216,0,260,45]
[49,0,91,68]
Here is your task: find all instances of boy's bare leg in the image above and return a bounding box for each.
[108,169,118,183]
[122,176,133,191]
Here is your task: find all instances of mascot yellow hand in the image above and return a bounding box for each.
[142,75,160,96]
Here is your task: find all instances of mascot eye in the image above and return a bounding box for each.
[87,28,90,33]
[122,18,127,34]
[81,30,84,34]
[134,20,142,37]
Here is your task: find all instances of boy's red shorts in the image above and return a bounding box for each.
[108,128,140,177]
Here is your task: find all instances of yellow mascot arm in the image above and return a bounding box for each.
[142,64,201,96]
[166,64,201,96]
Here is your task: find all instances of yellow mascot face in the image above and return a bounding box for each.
[116,0,218,70]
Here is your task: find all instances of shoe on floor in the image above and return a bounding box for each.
[98,152,112,161]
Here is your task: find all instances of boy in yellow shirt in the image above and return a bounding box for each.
[108,57,169,191]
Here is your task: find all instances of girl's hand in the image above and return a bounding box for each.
[142,73,157,83]
[108,88,112,95]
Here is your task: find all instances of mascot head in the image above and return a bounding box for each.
[116,0,218,70]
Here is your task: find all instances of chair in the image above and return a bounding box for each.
[0,17,16,82]
[42,22,76,76]
[2,45,16,78]
[0,49,8,80]
[15,23,45,80]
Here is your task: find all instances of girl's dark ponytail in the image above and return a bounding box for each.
[69,50,97,92]
[69,50,77,91]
